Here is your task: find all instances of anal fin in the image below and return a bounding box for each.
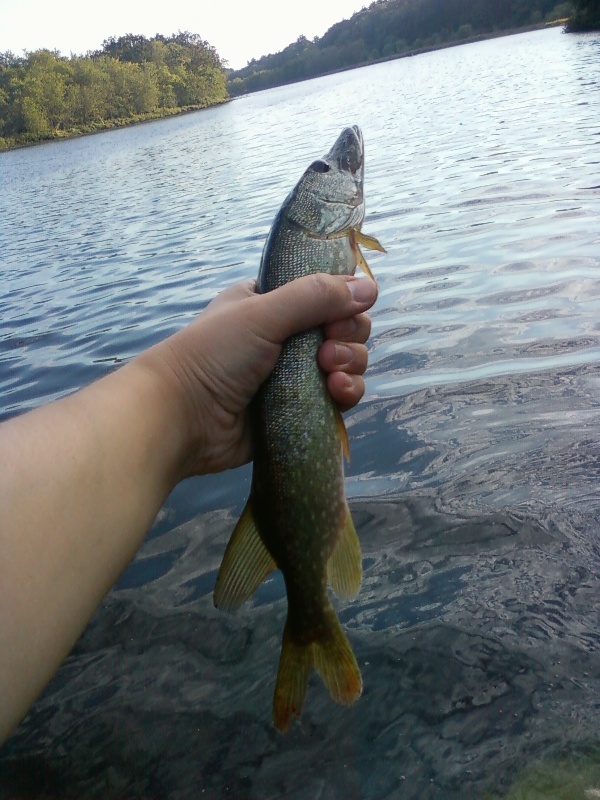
[327,505,362,599]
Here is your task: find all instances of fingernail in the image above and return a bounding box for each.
[340,372,353,392]
[335,344,353,365]
[348,278,376,304]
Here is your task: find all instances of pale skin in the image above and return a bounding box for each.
[0,272,377,744]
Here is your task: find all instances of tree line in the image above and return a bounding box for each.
[0,32,228,149]
[227,0,574,96]
[565,0,600,28]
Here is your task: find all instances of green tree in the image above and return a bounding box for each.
[0,31,229,148]
[21,50,72,132]
[566,0,600,28]
[227,0,566,95]
[69,56,109,124]
[99,33,152,63]
[100,58,157,117]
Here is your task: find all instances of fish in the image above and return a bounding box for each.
[214,125,385,731]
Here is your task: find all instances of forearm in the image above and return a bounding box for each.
[0,273,378,744]
[0,353,188,742]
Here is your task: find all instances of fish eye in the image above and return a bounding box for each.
[309,160,331,173]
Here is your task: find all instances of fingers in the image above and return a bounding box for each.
[318,340,369,412]
[318,340,368,376]
[256,274,378,344]
[252,274,376,413]
[204,279,256,313]
[323,311,371,344]
[325,372,366,413]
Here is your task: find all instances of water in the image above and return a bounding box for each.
[2,27,600,799]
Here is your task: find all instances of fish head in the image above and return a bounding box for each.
[284,125,365,237]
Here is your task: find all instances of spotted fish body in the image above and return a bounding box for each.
[214,126,384,731]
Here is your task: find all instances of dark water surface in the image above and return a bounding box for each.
[2,27,600,799]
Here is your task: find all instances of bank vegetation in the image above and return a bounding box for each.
[565,0,600,28]
[227,0,574,96]
[0,32,228,150]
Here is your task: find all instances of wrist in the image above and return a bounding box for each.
[131,336,205,483]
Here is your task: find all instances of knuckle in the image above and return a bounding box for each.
[358,312,372,341]
[311,272,336,303]
[355,344,369,374]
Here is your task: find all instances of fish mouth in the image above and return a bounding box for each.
[326,125,364,176]
[288,126,366,236]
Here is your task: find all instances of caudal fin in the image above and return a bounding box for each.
[273,609,362,732]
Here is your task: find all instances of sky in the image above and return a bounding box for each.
[0,0,370,70]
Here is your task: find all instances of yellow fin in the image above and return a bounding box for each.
[349,228,385,280]
[273,622,312,732]
[327,505,362,599]
[335,406,350,463]
[213,500,276,611]
[312,608,362,706]
[355,244,375,280]
[353,230,387,253]
[273,608,362,732]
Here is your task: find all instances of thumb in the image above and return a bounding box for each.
[256,274,378,344]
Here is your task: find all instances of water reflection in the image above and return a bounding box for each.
[2,494,599,799]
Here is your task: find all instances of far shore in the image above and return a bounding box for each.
[344,20,567,70]
[0,99,232,154]
[228,19,568,96]
[0,20,569,154]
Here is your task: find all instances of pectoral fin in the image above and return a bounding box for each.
[214,500,276,611]
[327,505,362,599]
[355,247,375,281]
[350,229,385,281]
[354,230,386,253]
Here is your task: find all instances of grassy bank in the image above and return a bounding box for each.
[0,100,230,152]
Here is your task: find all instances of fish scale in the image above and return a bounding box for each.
[214,125,385,731]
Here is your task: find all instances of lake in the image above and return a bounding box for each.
[2,25,600,799]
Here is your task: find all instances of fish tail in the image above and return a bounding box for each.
[273,621,312,732]
[273,608,362,732]
[312,607,363,707]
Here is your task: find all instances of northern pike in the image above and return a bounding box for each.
[214,126,384,731]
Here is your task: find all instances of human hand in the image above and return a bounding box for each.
[0,272,376,739]
[141,273,378,478]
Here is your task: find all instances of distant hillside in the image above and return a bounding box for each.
[227,0,572,95]
[565,0,600,28]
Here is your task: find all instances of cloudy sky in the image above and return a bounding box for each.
[0,0,369,69]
